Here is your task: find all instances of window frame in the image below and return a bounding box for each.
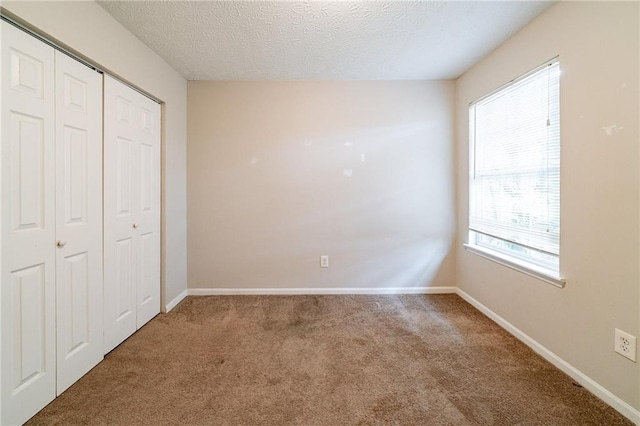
[465,58,566,288]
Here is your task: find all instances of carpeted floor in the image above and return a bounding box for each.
[28,294,632,425]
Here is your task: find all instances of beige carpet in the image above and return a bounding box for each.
[28,294,632,425]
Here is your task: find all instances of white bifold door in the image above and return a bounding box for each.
[0,22,56,425]
[54,51,104,395]
[1,22,103,425]
[103,75,161,354]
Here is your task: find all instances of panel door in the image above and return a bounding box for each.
[136,96,161,329]
[103,75,139,353]
[0,21,56,425]
[54,51,104,395]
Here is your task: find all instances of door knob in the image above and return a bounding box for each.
[57,240,67,248]
[133,223,139,229]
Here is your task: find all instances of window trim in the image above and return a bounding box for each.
[464,243,566,288]
[466,57,566,288]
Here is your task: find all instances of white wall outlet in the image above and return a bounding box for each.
[320,255,329,268]
[614,328,636,362]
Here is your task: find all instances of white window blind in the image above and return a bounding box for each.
[469,59,560,273]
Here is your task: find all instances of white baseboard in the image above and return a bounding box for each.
[455,288,640,425]
[165,289,188,312]
[188,286,457,296]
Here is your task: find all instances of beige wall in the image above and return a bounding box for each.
[456,1,639,411]
[1,1,188,308]
[188,81,455,290]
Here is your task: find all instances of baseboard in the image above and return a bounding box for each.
[165,289,188,312]
[455,288,640,425]
[188,286,457,296]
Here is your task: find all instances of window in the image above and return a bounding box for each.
[466,59,564,286]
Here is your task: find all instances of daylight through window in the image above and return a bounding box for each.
[468,59,560,278]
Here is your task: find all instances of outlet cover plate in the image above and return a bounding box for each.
[614,328,636,362]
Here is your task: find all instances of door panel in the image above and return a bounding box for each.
[115,236,135,322]
[62,125,88,224]
[62,72,88,112]
[116,136,133,216]
[54,51,103,395]
[117,96,132,125]
[11,263,47,390]
[10,112,45,231]
[61,252,89,354]
[1,21,56,426]
[140,142,152,212]
[104,76,160,350]
[136,96,160,328]
[138,232,153,306]
[104,76,137,353]
[9,47,45,98]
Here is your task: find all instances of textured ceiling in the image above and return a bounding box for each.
[98,1,555,80]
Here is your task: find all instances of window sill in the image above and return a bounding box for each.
[463,243,566,288]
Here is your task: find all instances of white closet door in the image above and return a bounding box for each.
[0,21,56,425]
[136,94,161,329]
[54,51,104,395]
[104,76,160,354]
[103,76,138,353]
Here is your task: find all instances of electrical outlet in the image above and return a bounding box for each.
[614,329,636,362]
[320,255,329,268]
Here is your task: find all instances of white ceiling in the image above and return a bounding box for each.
[98,1,555,81]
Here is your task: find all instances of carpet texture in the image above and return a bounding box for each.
[28,295,632,425]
